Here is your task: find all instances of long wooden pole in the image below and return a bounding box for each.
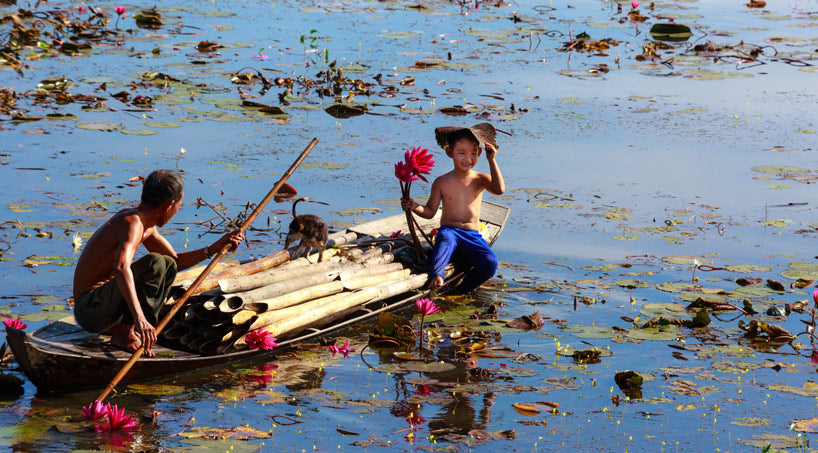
[95,138,319,402]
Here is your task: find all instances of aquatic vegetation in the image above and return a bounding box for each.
[329,340,354,358]
[105,404,138,431]
[82,400,109,421]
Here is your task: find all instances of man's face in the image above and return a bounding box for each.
[159,191,184,227]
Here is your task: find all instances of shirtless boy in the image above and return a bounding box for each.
[73,169,244,356]
[401,123,505,293]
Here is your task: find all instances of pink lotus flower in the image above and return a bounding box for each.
[389,230,402,239]
[252,54,269,60]
[3,317,27,330]
[78,6,87,13]
[107,404,138,430]
[416,298,440,316]
[813,288,818,308]
[631,0,639,8]
[812,349,818,364]
[246,328,279,350]
[416,298,440,353]
[83,400,110,420]
[115,6,126,15]
[404,146,435,182]
[330,340,354,358]
[395,161,419,184]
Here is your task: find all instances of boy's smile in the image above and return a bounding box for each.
[450,139,480,173]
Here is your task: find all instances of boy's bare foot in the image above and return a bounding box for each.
[429,276,444,290]
[109,322,155,357]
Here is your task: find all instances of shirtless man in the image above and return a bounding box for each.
[73,169,244,356]
[401,124,505,293]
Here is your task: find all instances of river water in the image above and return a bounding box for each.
[1,0,818,450]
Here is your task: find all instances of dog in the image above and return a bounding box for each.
[284,197,328,262]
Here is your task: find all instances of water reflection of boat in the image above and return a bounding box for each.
[5,201,509,395]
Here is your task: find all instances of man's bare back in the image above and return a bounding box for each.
[74,207,155,300]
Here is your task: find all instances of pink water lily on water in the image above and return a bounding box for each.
[631,0,640,8]
[330,340,354,358]
[115,6,126,15]
[416,298,440,352]
[107,404,138,430]
[82,400,110,420]
[3,317,27,330]
[813,287,818,308]
[416,298,441,316]
[246,328,279,350]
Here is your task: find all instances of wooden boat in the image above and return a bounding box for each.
[5,201,509,395]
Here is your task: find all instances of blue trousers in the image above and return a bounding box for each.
[431,225,498,293]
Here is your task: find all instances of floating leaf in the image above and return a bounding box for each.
[77,122,123,131]
[127,383,185,395]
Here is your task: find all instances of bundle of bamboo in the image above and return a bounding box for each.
[159,232,429,355]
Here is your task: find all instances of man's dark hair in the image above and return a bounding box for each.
[141,170,184,207]
[447,129,480,150]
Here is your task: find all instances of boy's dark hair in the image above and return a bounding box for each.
[142,170,184,207]
[446,129,480,151]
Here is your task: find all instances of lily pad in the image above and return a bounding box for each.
[625,325,681,341]
[77,122,123,131]
[723,264,772,273]
[121,129,158,135]
[127,383,185,395]
[400,361,457,373]
[144,122,181,128]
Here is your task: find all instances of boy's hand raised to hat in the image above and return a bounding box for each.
[485,143,498,160]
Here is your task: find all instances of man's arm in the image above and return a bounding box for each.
[113,215,157,354]
[143,229,245,271]
[401,178,442,219]
[483,144,505,195]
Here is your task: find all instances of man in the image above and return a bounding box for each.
[73,169,244,356]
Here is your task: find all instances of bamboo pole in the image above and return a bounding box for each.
[173,258,240,285]
[177,250,290,294]
[240,286,381,342]
[219,270,341,312]
[231,280,346,324]
[95,138,319,403]
[339,262,403,281]
[342,268,412,290]
[218,255,343,294]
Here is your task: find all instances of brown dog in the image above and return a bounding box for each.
[284,197,328,262]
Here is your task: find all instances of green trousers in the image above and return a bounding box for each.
[74,253,177,333]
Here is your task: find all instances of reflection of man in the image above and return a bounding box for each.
[73,169,243,356]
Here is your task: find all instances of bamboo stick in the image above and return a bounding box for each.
[218,255,343,294]
[177,250,290,294]
[220,270,341,311]
[172,258,241,285]
[342,268,412,290]
[237,287,381,345]
[339,262,404,281]
[231,280,346,324]
[370,273,428,302]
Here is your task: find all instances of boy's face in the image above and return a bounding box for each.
[449,138,481,172]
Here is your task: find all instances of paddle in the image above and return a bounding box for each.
[94,138,319,403]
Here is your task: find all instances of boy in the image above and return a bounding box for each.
[73,169,244,356]
[401,123,506,293]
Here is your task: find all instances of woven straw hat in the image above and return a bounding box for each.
[434,122,499,151]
